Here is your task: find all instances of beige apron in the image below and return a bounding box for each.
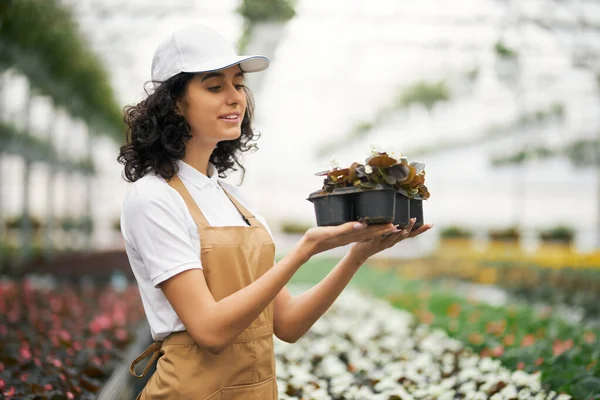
[129,175,277,399]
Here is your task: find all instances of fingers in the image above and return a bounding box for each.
[356,223,397,241]
[323,221,396,246]
[378,219,412,243]
[407,223,434,237]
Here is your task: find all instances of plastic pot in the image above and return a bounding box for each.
[394,193,410,228]
[354,186,396,225]
[307,188,356,226]
[410,198,424,229]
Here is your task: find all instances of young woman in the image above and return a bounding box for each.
[118,24,432,400]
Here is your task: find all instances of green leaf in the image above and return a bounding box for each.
[571,376,600,400]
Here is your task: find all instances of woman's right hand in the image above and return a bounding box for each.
[300,221,399,257]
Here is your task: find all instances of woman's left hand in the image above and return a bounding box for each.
[348,218,434,263]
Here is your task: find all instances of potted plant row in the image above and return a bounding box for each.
[307,151,430,228]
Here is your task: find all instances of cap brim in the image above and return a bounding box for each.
[181,55,270,74]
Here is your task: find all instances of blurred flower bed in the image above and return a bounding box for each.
[0,277,145,399]
[385,280,600,398]
[276,288,573,400]
[289,259,600,399]
[384,242,600,322]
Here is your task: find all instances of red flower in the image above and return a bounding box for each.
[535,357,544,365]
[521,334,536,347]
[552,339,574,356]
[491,345,504,357]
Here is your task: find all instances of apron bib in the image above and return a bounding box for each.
[129,175,277,399]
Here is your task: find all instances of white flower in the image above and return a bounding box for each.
[370,144,381,154]
[501,384,518,399]
[479,357,502,372]
[438,390,457,400]
[364,164,373,174]
[374,378,400,392]
[459,381,478,394]
[518,388,532,399]
[329,157,341,169]
[274,287,559,399]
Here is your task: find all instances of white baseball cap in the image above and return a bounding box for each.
[151,24,270,89]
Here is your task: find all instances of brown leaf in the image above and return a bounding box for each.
[327,168,349,180]
[387,164,410,182]
[366,154,396,169]
[398,165,416,185]
[347,162,361,183]
[410,174,423,187]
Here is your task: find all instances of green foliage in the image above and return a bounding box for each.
[467,67,479,81]
[288,258,600,398]
[314,152,430,199]
[491,147,554,166]
[237,24,254,54]
[0,0,123,140]
[489,226,520,241]
[4,215,43,231]
[280,221,312,235]
[567,139,600,167]
[60,217,77,231]
[495,41,518,58]
[539,226,575,243]
[550,102,565,117]
[396,81,450,110]
[112,217,121,232]
[78,216,94,234]
[494,136,600,168]
[509,269,600,321]
[0,120,95,175]
[71,158,96,176]
[350,121,374,138]
[440,226,473,239]
[237,0,296,23]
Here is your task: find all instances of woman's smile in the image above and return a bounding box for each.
[218,112,241,124]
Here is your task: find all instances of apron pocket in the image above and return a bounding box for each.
[219,376,277,400]
[254,336,276,383]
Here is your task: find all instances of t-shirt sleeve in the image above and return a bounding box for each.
[123,186,202,288]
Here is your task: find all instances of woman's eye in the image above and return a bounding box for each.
[235,84,246,90]
[208,86,221,92]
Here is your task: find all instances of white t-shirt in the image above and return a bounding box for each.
[120,160,274,341]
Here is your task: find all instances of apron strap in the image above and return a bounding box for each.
[167,175,210,228]
[129,341,162,378]
[168,173,259,228]
[219,184,259,227]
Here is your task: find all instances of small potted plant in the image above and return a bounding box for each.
[489,226,520,242]
[307,151,430,227]
[488,226,521,255]
[306,161,357,226]
[438,225,474,253]
[539,225,574,244]
[538,225,574,253]
[396,160,429,229]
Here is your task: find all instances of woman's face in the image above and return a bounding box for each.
[177,65,247,147]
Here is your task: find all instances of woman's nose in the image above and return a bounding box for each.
[225,84,244,105]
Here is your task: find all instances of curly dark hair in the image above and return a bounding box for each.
[117,72,260,183]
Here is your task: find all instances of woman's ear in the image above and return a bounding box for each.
[174,100,185,117]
